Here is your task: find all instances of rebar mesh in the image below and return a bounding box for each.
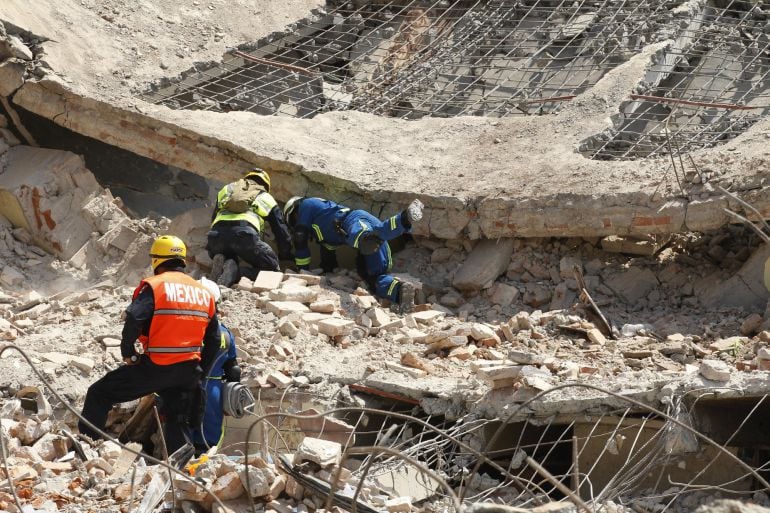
[139,0,681,119]
[139,0,770,160]
[581,0,770,160]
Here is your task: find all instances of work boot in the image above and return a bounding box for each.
[209,253,225,283]
[396,281,416,314]
[406,199,424,224]
[217,259,239,288]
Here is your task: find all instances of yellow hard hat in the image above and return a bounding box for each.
[244,168,271,192]
[149,235,187,271]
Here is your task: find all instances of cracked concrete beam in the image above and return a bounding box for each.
[11,77,770,241]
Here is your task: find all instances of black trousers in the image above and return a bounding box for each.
[79,357,201,453]
[206,223,279,272]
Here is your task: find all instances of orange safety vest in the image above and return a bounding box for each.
[132,272,215,365]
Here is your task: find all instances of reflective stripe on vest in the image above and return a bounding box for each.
[146,345,202,353]
[133,272,215,365]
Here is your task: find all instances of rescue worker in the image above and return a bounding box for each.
[283,196,424,310]
[207,168,293,287]
[79,235,220,453]
[192,278,241,453]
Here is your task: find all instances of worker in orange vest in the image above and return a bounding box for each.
[78,235,221,452]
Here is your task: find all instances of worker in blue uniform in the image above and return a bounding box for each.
[283,196,424,310]
[192,278,241,453]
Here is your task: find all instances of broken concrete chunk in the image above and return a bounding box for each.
[490,282,519,306]
[253,271,284,292]
[603,266,658,304]
[700,360,731,382]
[295,437,341,468]
[453,239,514,292]
[0,61,25,97]
[211,471,246,501]
[6,35,34,60]
[270,285,318,303]
[239,465,275,498]
[0,265,24,287]
[508,350,544,365]
[470,323,497,341]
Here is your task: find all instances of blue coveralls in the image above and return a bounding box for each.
[192,324,237,450]
[293,198,410,302]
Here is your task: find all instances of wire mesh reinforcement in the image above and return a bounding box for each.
[3,342,770,513]
[140,0,683,120]
[580,0,770,161]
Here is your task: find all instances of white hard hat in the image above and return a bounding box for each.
[199,276,221,303]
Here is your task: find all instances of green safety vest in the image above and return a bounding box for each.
[211,183,278,233]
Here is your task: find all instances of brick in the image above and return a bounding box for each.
[266,301,310,317]
[253,271,284,292]
[318,318,354,337]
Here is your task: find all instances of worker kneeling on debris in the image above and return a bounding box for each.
[192,278,253,455]
[79,235,220,453]
[207,168,293,287]
[283,196,424,310]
